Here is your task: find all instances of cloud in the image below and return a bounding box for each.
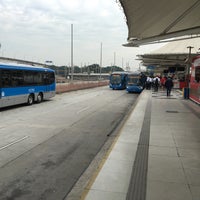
[0,0,161,68]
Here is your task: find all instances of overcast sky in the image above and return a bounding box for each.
[0,0,163,70]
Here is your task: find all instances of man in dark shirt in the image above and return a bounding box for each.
[165,77,173,96]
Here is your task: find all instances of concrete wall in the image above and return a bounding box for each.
[56,80,109,94]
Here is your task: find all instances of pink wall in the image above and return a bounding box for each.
[56,81,109,94]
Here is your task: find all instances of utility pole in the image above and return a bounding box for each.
[99,42,102,79]
[184,46,194,99]
[113,52,116,72]
[71,24,74,81]
[186,46,194,88]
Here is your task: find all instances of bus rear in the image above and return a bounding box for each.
[126,72,143,93]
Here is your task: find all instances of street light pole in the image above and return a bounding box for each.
[184,46,194,99]
[100,42,102,79]
[113,52,116,72]
[186,46,194,88]
[71,24,74,81]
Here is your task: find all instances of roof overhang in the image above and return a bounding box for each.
[138,53,197,67]
[118,0,200,46]
[137,38,200,67]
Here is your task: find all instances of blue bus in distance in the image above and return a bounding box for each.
[109,71,128,90]
[0,63,56,108]
[126,72,144,93]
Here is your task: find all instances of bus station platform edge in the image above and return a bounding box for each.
[81,89,200,200]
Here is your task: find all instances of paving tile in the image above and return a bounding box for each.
[178,148,200,159]
[149,146,178,157]
[149,138,176,147]
[146,181,192,200]
[117,131,140,145]
[150,128,173,136]
[90,169,130,193]
[185,168,200,185]
[150,126,173,134]
[173,135,200,143]
[175,141,200,149]
[190,185,200,200]
[166,117,190,123]
[148,155,183,169]
[148,166,187,183]
[85,190,126,200]
[170,126,193,132]
[181,157,200,169]
[107,142,137,162]
[101,158,133,177]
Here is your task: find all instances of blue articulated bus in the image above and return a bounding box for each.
[109,71,128,90]
[126,72,144,93]
[0,63,56,108]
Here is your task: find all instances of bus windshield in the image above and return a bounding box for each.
[127,75,141,85]
[110,74,121,84]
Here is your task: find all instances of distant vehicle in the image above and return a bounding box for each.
[109,71,128,90]
[126,72,143,93]
[0,63,56,108]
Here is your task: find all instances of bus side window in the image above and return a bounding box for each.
[49,72,55,84]
[43,72,55,85]
[195,67,200,83]
[11,70,24,87]
[33,72,43,85]
[43,73,49,85]
[2,70,11,87]
[24,71,34,85]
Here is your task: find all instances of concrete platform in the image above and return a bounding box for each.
[83,89,200,200]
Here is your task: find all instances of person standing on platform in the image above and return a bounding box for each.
[140,73,147,89]
[160,76,167,90]
[153,76,160,92]
[165,76,174,96]
[146,76,152,90]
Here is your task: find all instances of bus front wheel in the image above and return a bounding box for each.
[27,94,34,105]
[37,93,43,103]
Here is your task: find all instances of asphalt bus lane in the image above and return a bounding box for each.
[0,87,139,200]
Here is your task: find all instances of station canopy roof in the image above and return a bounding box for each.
[137,38,200,73]
[119,0,200,46]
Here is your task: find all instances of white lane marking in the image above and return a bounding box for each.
[77,106,90,114]
[0,136,29,151]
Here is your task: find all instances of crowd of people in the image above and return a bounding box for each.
[141,74,174,96]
